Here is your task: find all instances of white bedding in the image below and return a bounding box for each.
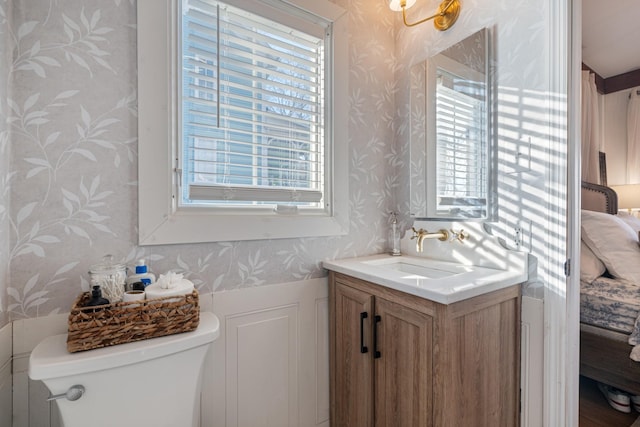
[580,209,640,361]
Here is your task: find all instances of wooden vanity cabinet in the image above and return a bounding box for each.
[329,271,521,427]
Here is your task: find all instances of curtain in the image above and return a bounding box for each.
[581,70,600,184]
[628,89,640,183]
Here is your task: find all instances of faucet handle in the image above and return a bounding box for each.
[410,227,423,240]
[450,228,468,243]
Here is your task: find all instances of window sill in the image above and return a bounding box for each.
[138,210,349,245]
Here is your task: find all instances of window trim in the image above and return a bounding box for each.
[137,0,348,245]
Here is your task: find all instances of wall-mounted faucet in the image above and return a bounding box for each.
[410,227,469,252]
[411,227,448,252]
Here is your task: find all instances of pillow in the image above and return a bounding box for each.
[581,209,640,282]
[580,240,606,283]
[617,211,640,234]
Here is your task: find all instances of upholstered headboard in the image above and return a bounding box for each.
[581,181,618,214]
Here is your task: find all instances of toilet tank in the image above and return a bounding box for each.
[29,312,220,427]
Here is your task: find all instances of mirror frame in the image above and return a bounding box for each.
[410,27,497,221]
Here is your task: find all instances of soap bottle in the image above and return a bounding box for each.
[126,259,156,287]
[389,212,401,256]
[85,285,110,310]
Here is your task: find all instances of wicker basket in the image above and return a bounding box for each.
[66,290,200,353]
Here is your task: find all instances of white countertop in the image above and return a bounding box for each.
[323,254,527,304]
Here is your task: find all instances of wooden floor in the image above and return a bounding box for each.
[580,376,639,427]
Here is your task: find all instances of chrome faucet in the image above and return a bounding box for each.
[410,227,469,252]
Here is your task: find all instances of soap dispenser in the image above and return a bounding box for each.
[85,285,110,310]
[388,212,401,256]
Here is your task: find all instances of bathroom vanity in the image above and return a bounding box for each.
[329,23,522,425]
[324,253,526,426]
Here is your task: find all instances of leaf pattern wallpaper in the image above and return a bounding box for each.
[0,0,560,324]
[0,0,398,322]
[0,0,10,327]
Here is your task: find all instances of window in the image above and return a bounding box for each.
[182,0,325,208]
[435,68,487,217]
[137,0,348,244]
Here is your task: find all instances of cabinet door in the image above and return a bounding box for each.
[333,282,374,426]
[374,297,433,427]
[436,292,520,426]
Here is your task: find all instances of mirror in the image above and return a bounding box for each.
[410,28,495,220]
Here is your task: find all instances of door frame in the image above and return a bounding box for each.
[567,0,582,425]
[544,0,581,425]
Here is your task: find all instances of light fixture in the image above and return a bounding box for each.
[611,184,640,213]
[389,0,461,31]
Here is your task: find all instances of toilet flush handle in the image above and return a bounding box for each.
[47,385,85,402]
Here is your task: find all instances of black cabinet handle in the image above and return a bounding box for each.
[360,312,368,354]
[373,315,381,359]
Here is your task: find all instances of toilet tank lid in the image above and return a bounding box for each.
[28,312,220,381]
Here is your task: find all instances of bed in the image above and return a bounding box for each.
[580,181,640,395]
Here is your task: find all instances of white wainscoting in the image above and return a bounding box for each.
[0,322,13,427]
[12,313,67,427]
[11,278,329,427]
[204,278,329,427]
[521,296,544,427]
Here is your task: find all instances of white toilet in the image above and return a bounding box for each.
[29,311,220,427]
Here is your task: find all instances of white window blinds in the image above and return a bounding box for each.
[181,0,328,207]
[435,71,487,217]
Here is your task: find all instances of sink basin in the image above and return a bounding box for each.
[361,257,471,279]
[379,262,456,278]
[323,254,527,304]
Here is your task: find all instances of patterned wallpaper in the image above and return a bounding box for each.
[1,0,398,320]
[394,0,553,293]
[1,0,558,321]
[0,0,10,328]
